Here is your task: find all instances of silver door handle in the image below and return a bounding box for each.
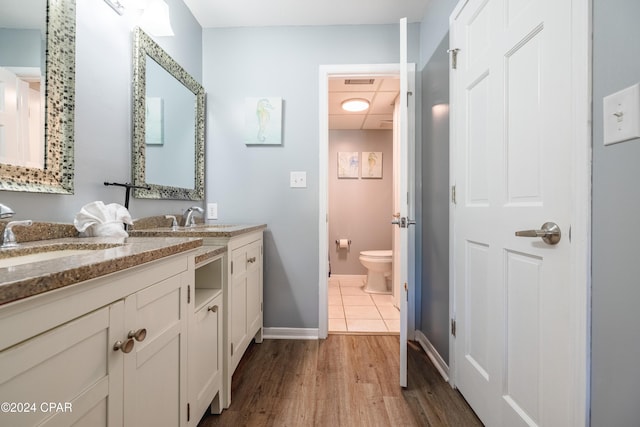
[391,217,416,228]
[515,222,561,245]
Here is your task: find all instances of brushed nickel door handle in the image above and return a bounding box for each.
[128,328,147,342]
[515,222,561,245]
[113,338,134,353]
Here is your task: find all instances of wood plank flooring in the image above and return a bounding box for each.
[197,335,482,427]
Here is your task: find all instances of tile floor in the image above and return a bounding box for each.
[328,274,400,334]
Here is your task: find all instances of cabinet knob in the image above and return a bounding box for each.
[247,256,257,264]
[208,305,218,313]
[113,338,134,354]
[128,328,147,342]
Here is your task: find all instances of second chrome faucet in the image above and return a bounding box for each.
[183,206,204,228]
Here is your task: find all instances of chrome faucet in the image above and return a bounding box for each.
[1,220,33,249]
[183,206,204,227]
[0,203,15,219]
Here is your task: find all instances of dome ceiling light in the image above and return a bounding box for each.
[341,98,370,112]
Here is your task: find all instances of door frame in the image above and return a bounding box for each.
[318,63,416,339]
[447,0,592,424]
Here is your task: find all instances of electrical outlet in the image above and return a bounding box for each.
[207,203,218,220]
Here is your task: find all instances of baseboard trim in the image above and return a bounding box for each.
[262,327,319,340]
[415,330,450,382]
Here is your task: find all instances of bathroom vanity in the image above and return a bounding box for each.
[130,223,266,409]
[0,236,206,426]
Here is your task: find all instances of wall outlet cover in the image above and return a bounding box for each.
[207,203,218,220]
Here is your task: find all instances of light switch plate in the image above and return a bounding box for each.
[207,203,218,220]
[603,83,640,145]
[290,171,307,188]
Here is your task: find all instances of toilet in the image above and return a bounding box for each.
[359,250,392,294]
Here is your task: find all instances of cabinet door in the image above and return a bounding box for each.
[189,293,222,425]
[123,273,187,427]
[245,241,262,338]
[0,302,125,427]
[230,246,248,367]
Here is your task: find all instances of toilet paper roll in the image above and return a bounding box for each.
[338,239,349,249]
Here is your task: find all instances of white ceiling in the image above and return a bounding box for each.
[182,0,429,28]
[329,77,399,130]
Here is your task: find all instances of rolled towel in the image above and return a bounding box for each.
[74,201,133,237]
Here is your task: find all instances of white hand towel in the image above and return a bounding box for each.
[74,201,133,237]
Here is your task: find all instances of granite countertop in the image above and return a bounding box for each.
[129,223,267,238]
[192,245,227,265]
[0,236,203,306]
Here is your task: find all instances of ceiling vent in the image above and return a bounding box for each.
[345,79,375,85]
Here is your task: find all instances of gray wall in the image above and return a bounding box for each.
[591,0,640,425]
[202,24,420,329]
[328,130,393,275]
[0,29,42,68]
[419,34,450,363]
[414,0,457,365]
[0,0,203,222]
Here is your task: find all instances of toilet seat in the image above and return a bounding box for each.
[360,250,392,258]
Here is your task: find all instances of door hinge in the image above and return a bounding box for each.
[231,261,234,275]
[187,403,190,422]
[447,48,460,69]
[451,318,457,337]
[231,343,234,356]
[407,91,413,107]
[187,285,191,304]
[451,185,457,204]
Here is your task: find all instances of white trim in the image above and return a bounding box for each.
[262,328,319,340]
[318,63,416,341]
[415,330,450,382]
[569,0,592,425]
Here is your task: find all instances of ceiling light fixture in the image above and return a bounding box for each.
[104,0,125,15]
[341,98,370,112]
[138,0,175,37]
[103,0,175,37]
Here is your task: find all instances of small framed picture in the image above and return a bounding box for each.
[244,97,283,145]
[361,152,382,178]
[337,152,359,178]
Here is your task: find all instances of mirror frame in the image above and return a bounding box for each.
[132,27,205,200]
[0,0,76,194]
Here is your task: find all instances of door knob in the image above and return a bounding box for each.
[515,222,561,245]
[391,216,416,228]
[128,328,147,342]
[113,338,134,353]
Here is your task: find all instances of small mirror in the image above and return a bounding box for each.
[0,0,75,194]
[132,27,204,200]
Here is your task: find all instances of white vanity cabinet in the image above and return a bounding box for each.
[229,237,263,372]
[202,229,263,409]
[0,253,191,427]
[187,250,225,426]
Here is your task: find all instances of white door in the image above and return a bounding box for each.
[451,0,586,425]
[394,17,412,388]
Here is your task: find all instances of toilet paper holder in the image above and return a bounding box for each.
[335,239,352,250]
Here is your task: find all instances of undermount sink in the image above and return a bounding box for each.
[0,243,123,269]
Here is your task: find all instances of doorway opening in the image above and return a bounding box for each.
[318,64,403,337]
